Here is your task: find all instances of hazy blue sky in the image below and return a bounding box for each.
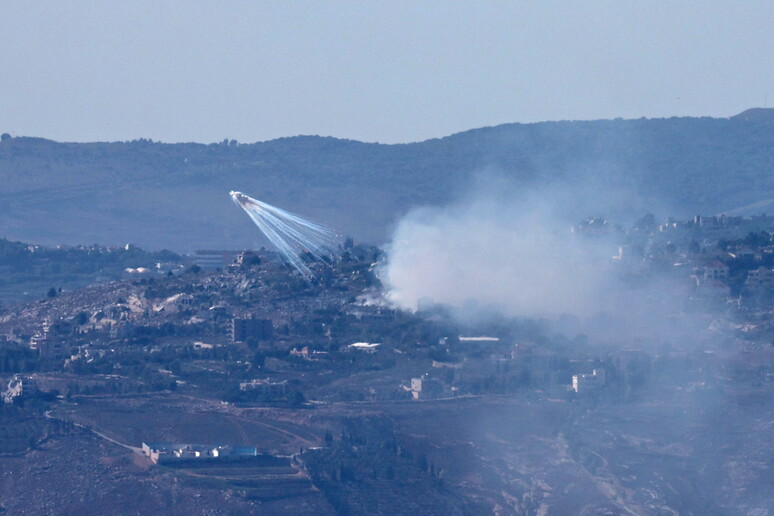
[2,2,773,144]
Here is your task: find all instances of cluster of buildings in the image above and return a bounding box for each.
[29,318,70,359]
[606,213,774,306]
[660,214,774,237]
[0,242,387,371]
[141,442,258,464]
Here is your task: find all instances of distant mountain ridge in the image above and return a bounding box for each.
[2,112,774,251]
[730,107,774,122]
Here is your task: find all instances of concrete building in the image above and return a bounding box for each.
[704,261,729,280]
[410,377,422,400]
[30,318,69,359]
[572,369,606,393]
[746,266,774,290]
[141,442,257,464]
[239,378,287,397]
[193,250,239,269]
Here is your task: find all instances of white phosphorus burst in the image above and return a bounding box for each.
[230,191,339,279]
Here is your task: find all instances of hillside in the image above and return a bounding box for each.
[3,113,774,251]
[731,107,774,122]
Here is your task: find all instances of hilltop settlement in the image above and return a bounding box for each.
[1,214,773,515]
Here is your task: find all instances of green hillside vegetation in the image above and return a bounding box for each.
[3,113,774,251]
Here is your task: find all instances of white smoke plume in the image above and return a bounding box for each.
[380,175,645,321]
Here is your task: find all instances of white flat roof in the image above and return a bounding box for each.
[458,336,500,342]
[349,342,381,349]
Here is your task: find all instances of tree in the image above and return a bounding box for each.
[46,287,57,298]
[0,133,11,142]
[242,254,261,266]
[251,352,265,367]
[286,390,305,406]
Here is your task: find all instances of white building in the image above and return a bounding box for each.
[348,342,381,353]
[2,375,25,404]
[572,369,606,393]
[410,377,422,400]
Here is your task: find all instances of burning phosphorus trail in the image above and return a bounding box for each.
[229,191,339,279]
[230,191,255,209]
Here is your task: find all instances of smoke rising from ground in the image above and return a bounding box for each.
[379,176,770,513]
[380,175,677,331]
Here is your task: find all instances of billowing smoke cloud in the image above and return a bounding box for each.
[380,174,766,514]
[380,174,670,325]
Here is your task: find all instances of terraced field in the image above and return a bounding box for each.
[163,456,317,501]
[51,393,322,455]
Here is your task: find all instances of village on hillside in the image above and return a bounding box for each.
[1,214,772,514]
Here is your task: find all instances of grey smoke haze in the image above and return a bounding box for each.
[381,174,681,330]
[383,177,609,317]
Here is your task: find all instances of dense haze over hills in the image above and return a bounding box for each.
[3,111,774,251]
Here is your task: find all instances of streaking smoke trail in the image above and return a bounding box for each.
[230,191,340,279]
